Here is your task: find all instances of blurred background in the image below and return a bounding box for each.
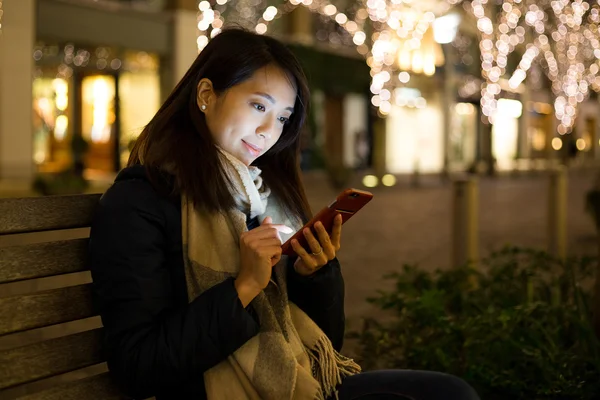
[0,0,598,275]
[1,0,599,325]
[0,0,597,188]
[2,1,600,397]
[1,0,599,297]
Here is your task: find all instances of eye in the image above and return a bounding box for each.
[253,103,266,112]
[278,116,290,125]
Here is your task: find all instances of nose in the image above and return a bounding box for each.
[256,119,275,140]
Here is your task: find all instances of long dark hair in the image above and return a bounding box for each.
[129,28,311,222]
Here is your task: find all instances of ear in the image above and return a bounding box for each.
[197,78,216,110]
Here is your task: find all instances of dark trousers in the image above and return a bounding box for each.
[331,370,480,400]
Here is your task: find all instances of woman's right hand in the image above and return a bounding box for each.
[235,216,292,307]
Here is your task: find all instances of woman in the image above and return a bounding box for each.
[89,28,479,400]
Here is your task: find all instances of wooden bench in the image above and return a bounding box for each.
[0,194,129,399]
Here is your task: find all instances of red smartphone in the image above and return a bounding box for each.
[281,188,373,256]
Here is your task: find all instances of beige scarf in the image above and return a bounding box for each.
[181,148,361,400]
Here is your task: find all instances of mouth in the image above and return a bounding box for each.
[242,140,263,157]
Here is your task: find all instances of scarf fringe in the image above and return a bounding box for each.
[307,335,362,400]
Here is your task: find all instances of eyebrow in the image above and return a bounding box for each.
[254,92,294,113]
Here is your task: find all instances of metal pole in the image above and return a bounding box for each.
[547,166,567,260]
[452,177,479,267]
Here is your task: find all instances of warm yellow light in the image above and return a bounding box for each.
[552,137,563,150]
[576,138,586,151]
[362,175,379,188]
[398,48,412,71]
[256,23,267,34]
[335,13,348,25]
[533,102,552,114]
[198,1,210,11]
[52,78,69,111]
[455,103,475,115]
[423,53,436,76]
[323,4,337,16]
[497,99,523,118]
[382,174,396,187]
[54,115,68,141]
[83,76,115,144]
[412,51,424,74]
[197,35,209,51]
[530,128,546,151]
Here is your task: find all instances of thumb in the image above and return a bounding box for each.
[262,216,273,225]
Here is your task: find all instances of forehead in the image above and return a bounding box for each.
[234,65,297,104]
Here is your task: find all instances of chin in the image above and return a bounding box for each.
[239,154,254,166]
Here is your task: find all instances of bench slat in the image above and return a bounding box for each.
[17,372,127,400]
[0,329,104,390]
[0,194,101,235]
[0,239,89,284]
[0,284,94,335]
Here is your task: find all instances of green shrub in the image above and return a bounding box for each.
[350,247,600,399]
[32,170,89,196]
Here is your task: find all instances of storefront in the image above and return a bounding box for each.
[385,87,444,174]
[491,98,523,171]
[526,101,554,159]
[32,42,161,175]
[575,100,599,160]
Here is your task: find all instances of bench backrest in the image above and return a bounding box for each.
[0,194,128,399]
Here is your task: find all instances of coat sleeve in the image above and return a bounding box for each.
[89,180,259,399]
[286,257,346,351]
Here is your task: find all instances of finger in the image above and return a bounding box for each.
[314,221,336,260]
[257,218,293,234]
[330,214,343,251]
[257,238,285,248]
[291,239,317,269]
[270,253,282,267]
[259,245,283,266]
[244,227,280,243]
[303,227,322,255]
[248,226,291,242]
[301,229,329,265]
[258,244,282,258]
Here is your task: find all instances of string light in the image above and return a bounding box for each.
[467,0,600,130]
[469,0,529,123]
[194,0,600,123]
[533,0,600,133]
[196,0,450,115]
[365,0,450,115]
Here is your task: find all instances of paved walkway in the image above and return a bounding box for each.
[1,168,597,332]
[301,169,598,325]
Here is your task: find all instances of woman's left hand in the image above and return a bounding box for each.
[291,214,342,276]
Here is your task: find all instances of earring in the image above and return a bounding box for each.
[201,104,207,111]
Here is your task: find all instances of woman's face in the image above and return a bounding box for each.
[198,64,297,166]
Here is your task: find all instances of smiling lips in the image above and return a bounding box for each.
[242,140,263,157]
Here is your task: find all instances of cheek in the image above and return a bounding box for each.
[205,116,224,143]
[206,107,237,142]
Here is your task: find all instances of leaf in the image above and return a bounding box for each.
[353,247,600,399]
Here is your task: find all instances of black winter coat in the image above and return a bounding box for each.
[88,165,346,400]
